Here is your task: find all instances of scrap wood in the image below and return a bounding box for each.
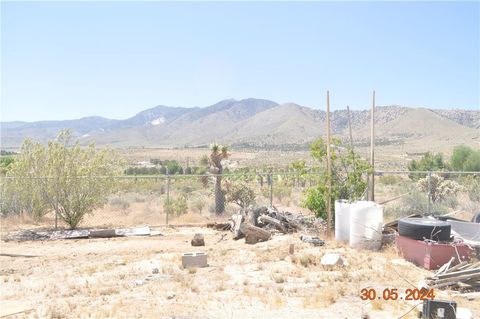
[0,253,40,258]
[5,225,153,242]
[206,222,231,231]
[228,205,325,244]
[0,301,33,318]
[258,215,287,233]
[427,260,480,292]
[240,223,271,244]
[435,257,454,276]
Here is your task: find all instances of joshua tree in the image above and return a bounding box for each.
[210,144,229,214]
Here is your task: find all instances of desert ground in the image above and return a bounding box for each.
[1,225,479,319]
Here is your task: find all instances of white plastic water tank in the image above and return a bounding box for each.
[335,200,351,242]
[349,201,383,250]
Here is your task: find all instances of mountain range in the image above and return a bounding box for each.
[1,98,479,151]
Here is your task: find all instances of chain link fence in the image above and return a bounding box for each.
[1,170,478,232]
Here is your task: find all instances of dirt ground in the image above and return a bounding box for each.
[1,227,478,319]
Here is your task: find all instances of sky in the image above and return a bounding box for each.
[1,1,479,122]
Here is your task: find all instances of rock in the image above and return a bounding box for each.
[134,279,144,286]
[321,253,344,268]
[167,294,175,300]
[191,233,205,246]
[152,267,159,274]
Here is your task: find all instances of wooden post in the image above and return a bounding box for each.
[326,91,332,237]
[346,105,354,152]
[370,91,375,202]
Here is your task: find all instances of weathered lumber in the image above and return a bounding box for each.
[240,223,271,244]
[231,214,244,240]
[115,225,150,237]
[0,253,39,258]
[435,268,480,279]
[258,215,287,233]
[206,222,231,231]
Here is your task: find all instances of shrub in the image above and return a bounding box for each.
[164,195,188,216]
[226,182,255,208]
[192,198,205,214]
[109,196,130,211]
[378,175,401,185]
[303,138,370,220]
[417,174,463,203]
[451,145,480,171]
[462,176,480,202]
[408,152,447,179]
[4,130,123,228]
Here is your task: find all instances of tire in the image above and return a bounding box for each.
[472,213,480,223]
[398,218,451,241]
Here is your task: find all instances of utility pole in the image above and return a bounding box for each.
[370,91,376,202]
[326,91,332,237]
[347,105,356,172]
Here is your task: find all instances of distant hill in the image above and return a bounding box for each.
[1,98,479,152]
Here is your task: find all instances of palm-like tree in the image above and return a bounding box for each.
[210,144,229,214]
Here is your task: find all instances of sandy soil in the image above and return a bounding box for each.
[1,227,478,319]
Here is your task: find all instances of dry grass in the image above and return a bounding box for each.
[0,226,479,318]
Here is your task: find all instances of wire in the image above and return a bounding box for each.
[398,302,423,319]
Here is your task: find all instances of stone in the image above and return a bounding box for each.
[191,233,205,246]
[321,253,344,268]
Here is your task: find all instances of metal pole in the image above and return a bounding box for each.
[370,90,376,202]
[326,91,332,237]
[55,211,58,229]
[166,175,170,225]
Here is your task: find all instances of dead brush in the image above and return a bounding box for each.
[270,270,286,284]
[303,287,339,308]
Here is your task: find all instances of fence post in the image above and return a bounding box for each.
[55,211,58,230]
[166,175,170,225]
[269,172,273,207]
[427,171,432,216]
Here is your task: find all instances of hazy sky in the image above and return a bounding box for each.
[1,1,479,122]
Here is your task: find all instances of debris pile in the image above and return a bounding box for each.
[229,205,326,244]
[427,260,480,292]
[4,226,155,241]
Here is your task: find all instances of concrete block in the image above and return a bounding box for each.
[182,252,208,268]
[321,253,344,268]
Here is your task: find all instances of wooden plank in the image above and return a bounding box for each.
[436,268,480,279]
[0,301,33,318]
[430,273,480,285]
[444,261,468,274]
[231,214,244,240]
[0,253,39,258]
[435,257,455,276]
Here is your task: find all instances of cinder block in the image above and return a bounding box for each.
[182,252,208,268]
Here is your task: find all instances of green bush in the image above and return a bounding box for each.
[451,145,480,171]
[407,152,447,179]
[226,182,255,208]
[303,138,370,220]
[3,130,123,228]
[164,195,188,216]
